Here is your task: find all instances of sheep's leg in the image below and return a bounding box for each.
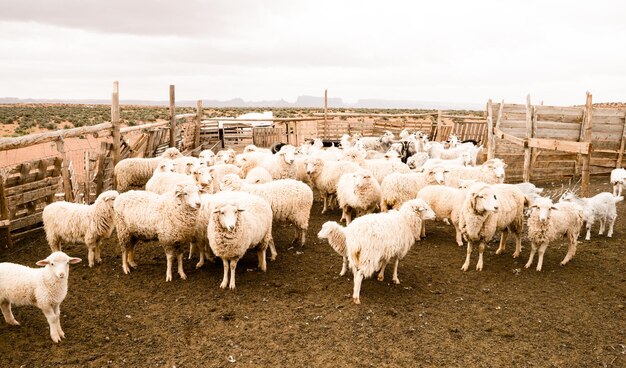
[257,247,267,272]
[454,225,464,247]
[461,242,473,272]
[476,242,485,271]
[525,241,538,269]
[561,235,577,266]
[339,256,348,276]
[220,259,229,289]
[608,215,616,237]
[42,306,61,343]
[391,258,400,284]
[229,259,238,290]
[352,269,364,305]
[165,251,174,282]
[420,221,426,238]
[188,242,196,260]
[321,194,329,214]
[377,260,388,281]
[195,243,205,269]
[177,252,187,280]
[128,246,138,268]
[536,242,549,271]
[0,301,19,326]
[345,208,353,225]
[299,228,307,246]
[599,218,606,235]
[121,247,131,274]
[585,221,592,240]
[512,231,522,258]
[49,237,62,252]
[53,304,64,339]
[86,241,96,268]
[495,230,509,255]
[380,200,388,213]
[95,240,103,264]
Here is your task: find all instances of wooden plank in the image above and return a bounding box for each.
[494,128,525,146]
[534,106,584,116]
[55,139,73,202]
[10,212,42,231]
[194,100,203,149]
[486,99,494,159]
[5,176,61,197]
[522,95,532,182]
[0,175,11,249]
[615,114,626,168]
[0,122,112,151]
[528,138,590,154]
[169,85,176,147]
[8,184,61,207]
[112,81,121,166]
[581,92,593,196]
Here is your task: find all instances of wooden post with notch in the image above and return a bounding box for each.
[323,89,328,140]
[522,94,533,182]
[615,111,626,168]
[111,81,121,167]
[581,92,593,196]
[56,138,74,202]
[0,175,11,250]
[194,100,203,149]
[486,99,494,159]
[436,110,442,141]
[169,85,176,148]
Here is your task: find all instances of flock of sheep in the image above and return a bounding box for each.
[1,129,625,341]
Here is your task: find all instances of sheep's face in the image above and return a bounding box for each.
[380,131,394,144]
[156,161,175,174]
[244,145,258,153]
[184,161,197,175]
[305,158,323,175]
[531,197,558,222]
[199,150,215,160]
[448,134,460,146]
[353,170,375,188]
[219,174,241,191]
[389,143,403,154]
[407,157,417,169]
[36,251,81,280]
[317,221,339,239]
[217,150,235,164]
[384,150,401,161]
[193,167,213,188]
[427,167,449,185]
[312,139,324,150]
[342,149,364,163]
[162,148,183,160]
[199,155,216,167]
[484,159,507,179]
[403,199,436,221]
[175,184,201,209]
[213,203,243,231]
[98,191,119,207]
[458,179,478,189]
[278,145,296,164]
[461,152,472,166]
[471,186,499,213]
[558,191,577,203]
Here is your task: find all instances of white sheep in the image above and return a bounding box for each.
[113,147,183,192]
[336,169,382,224]
[421,153,472,171]
[459,183,528,271]
[0,251,81,342]
[416,185,468,246]
[354,131,395,152]
[238,145,297,179]
[305,157,361,213]
[207,164,243,193]
[198,149,216,167]
[245,166,273,184]
[341,148,410,183]
[146,165,213,195]
[114,183,202,281]
[321,198,435,304]
[525,197,583,271]
[220,174,313,249]
[444,158,507,187]
[207,191,274,289]
[610,168,626,197]
[43,190,119,267]
[406,152,429,170]
[216,149,236,165]
[379,167,449,211]
[243,144,272,154]
[317,221,349,276]
[172,156,200,175]
[558,190,623,240]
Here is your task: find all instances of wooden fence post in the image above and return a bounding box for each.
[616,111,626,168]
[522,95,533,182]
[486,99,494,159]
[323,89,328,140]
[435,110,442,141]
[581,92,593,196]
[0,175,11,250]
[56,138,74,202]
[169,85,176,148]
[194,100,203,149]
[111,81,121,167]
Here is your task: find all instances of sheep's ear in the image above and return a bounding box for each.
[174,185,185,197]
[69,257,82,264]
[416,206,425,212]
[504,164,509,168]
[212,208,221,213]
[237,208,246,212]
[550,206,558,210]
[36,259,49,266]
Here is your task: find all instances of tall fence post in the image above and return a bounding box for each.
[435,110,442,141]
[0,175,12,250]
[56,138,74,202]
[522,94,533,182]
[616,111,626,168]
[169,85,176,148]
[486,99,494,159]
[111,81,121,168]
[194,100,203,149]
[323,89,328,139]
[581,92,593,196]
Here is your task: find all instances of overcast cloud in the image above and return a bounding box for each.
[1,0,625,105]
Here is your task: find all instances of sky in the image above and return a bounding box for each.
[1,0,625,106]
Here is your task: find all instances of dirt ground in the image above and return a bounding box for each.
[1,176,625,367]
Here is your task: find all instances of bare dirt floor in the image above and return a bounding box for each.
[1,176,625,367]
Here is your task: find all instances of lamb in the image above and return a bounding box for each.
[238,145,297,179]
[0,251,81,342]
[321,199,435,304]
[243,144,272,154]
[317,221,349,276]
[416,185,468,246]
[558,190,623,240]
[220,173,313,248]
[198,149,216,167]
[354,131,395,152]
[43,190,119,267]
[336,169,382,224]
[207,191,274,289]
[245,166,273,184]
[610,168,626,197]
[305,157,361,213]
[215,149,236,165]
[114,183,202,281]
[113,147,183,192]
[379,167,449,211]
[525,197,583,271]
[406,152,429,170]
[444,158,507,187]
[145,166,213,195]
[459,183,528,271]
[172,156,200,175]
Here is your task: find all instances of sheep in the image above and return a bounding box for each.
[43,190,119,267]
[245,166,273,184]
[379,167,449,211]
[145,165,213,195]
[310,146,343,161]
[113,147,183,192]
[558,190,623,240]
[244,144,272,154]
[317,221,349,276]
[459,183,528,271]
[525,197,583,271]
[383,149,402,161]
[191,193,216,269]
[336,169,382,224]
[0,251,81,342]
[207,191,274,289]
[514,182,544,197]
[321,198,435,304]
[220,174,313,248]
[406,152,429,170]
[207,164,242,193]
[341,148,410,183]
[416,185,468,246]
[114,183,202,281]
[354,131,395,152]
[198,149,216,166]
[153,160,175,175]
[215,149,236,165]
[444,158,507,187]
[421,153,472,171]
[305,157,361,213]
[238,145,297,179]
[172,156,200,175]
[610,168,626,197]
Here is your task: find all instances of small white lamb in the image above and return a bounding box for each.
[610,168,626,197]
[317,221,349,276]
[525,197,583,271]
[0,251,81,343]
[558,190,623,240]
[43,190,119,267]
